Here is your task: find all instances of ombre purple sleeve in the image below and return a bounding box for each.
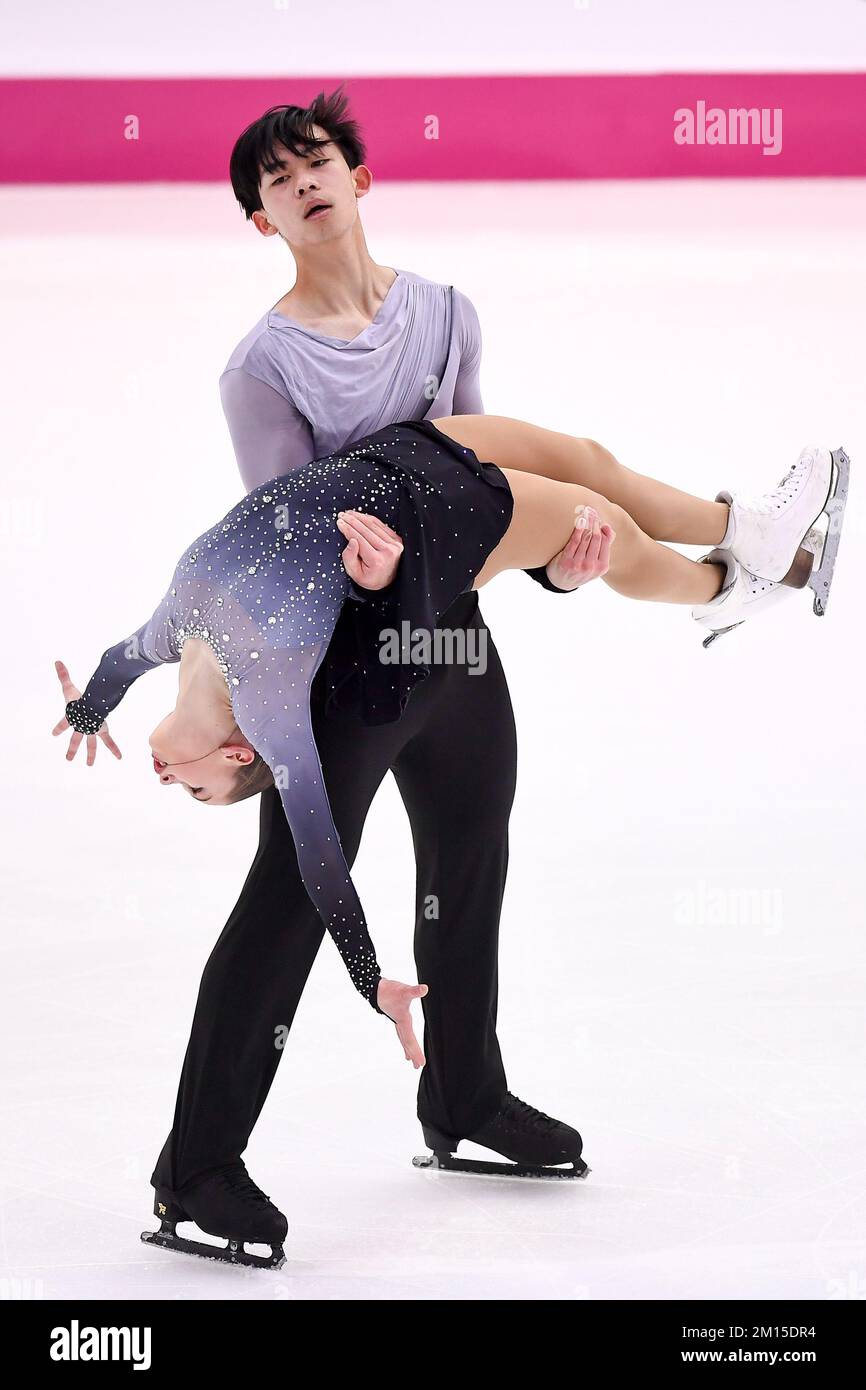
[229,642,385,1015]
[65,597,178,734]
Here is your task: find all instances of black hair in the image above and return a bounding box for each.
[229,85,367,221]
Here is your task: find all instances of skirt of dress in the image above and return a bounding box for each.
[320,418,514,725]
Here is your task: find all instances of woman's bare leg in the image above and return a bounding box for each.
[432,415,729,546]
[471,467,724,604]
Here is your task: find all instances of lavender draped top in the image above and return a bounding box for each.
[219,268,484,491]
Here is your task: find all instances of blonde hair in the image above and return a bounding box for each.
[223,751,275,805]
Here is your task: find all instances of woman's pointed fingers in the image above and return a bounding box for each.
[55,660,80,701]
[98,725,122,760]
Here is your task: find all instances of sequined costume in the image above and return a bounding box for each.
[65,420,514,1014]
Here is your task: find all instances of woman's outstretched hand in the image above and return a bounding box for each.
[546,505,615,590]
[337,510,405,591]
[52,660,122,766]
[377,977,429,1068]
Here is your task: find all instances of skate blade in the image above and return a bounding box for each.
[141,1220,286,1270]
[806,447,849,616]
[701,621,744,649]
[412,1152,590,1181]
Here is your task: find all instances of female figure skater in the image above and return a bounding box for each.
[55,413,846,1023]
[53,413,846,1267]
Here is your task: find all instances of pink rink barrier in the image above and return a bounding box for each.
[1,72,865,182]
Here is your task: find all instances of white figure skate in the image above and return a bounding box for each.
[692,549,795,648]
[716,446,850,617]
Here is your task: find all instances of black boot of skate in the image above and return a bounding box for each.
[413,1090,590,1180]
[141,1161,288,1269]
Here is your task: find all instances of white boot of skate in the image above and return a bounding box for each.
[691,549,794,648]
[716,447,850,611]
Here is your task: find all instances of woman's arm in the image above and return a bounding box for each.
[63,596,178,737]
[229,642,386,1015]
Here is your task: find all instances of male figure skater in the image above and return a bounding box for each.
[149,89,604,1250]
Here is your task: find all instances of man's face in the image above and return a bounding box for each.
[253,126,369,247]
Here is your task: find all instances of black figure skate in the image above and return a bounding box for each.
[140,1161,287,1269]
[412,1091,590,1180]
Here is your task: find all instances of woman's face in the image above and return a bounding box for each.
[149,711,254,805]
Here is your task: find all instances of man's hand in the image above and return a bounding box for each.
[376,977,429,1068]
[336,510,404,591]
[545,504,615,591]
[52,660,122,766]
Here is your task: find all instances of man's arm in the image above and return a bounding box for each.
[451,289,484,415]
[219,367,316,492]
[221,365,397,600]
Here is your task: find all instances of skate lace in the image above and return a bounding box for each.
[503,1091,558,1133]
[217,1167,272,1208]
[736,453,812,516]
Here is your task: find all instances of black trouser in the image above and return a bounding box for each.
[151,592,517,1193]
